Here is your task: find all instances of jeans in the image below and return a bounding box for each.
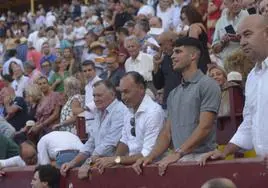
[56,150,79,168]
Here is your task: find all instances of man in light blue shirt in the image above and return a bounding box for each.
[60,80,127,179]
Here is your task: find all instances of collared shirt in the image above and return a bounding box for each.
[37,131,83,165]
[230,58,268,156]
[81,99,127,157]
[156,5,175,31]
[120,95,165,156]
[167,70,221,153]
[125,52,154,81]
[212,9,248,61]
[11,75,30,97]
[85,75,102,114]
[137,5,155,17]
[3,57,24,75]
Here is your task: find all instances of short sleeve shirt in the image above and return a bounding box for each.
[167,70,221,153]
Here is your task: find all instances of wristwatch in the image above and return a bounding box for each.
[114,156,121,164]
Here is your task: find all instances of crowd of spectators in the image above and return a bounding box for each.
[0,0,267,186]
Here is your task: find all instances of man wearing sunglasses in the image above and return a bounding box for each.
[94,71,165,174]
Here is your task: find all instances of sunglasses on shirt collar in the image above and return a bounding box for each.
[130,117,136,137]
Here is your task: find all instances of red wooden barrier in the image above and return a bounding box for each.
[1,158,268,188]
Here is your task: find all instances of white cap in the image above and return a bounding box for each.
[227,71,242,82]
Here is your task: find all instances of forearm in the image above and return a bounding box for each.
[179,126,213,154]
[120,154,143,165]
[70,153,88,167]
[41,107,60,127]
[115,142,129,156]
[222,143,240,157]
[60,116,77,127]
[148,125,171,160]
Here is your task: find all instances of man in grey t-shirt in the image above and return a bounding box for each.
[132,37,221,176]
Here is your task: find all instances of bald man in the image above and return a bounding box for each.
[200,15,268,164]
[201,178,237,188]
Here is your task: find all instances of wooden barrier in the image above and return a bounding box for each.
[1,158,268,188]
[217,84,244,145]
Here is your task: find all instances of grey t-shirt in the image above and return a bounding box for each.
[167,70,221,153]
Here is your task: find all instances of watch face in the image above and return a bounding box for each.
[115,156,121,164]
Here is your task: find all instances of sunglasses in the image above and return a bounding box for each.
[130,117,136,137]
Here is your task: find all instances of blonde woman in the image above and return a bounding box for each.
[52,76,84,134]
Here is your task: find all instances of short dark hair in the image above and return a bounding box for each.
[35,165,60,188]
[2,74,13,82]
[37,76,49,83]
[136,19,150,33]
[93,80,117,94]
[122,71,146,89]
[82,60,96,70]
[116,27,129,36]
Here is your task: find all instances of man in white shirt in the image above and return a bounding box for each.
[156,0,175,31]
[60,80,127,179]
[73,17,87,63]
[124,35,155,93]
[10,63,29,97]
[94,72,164,173]
[82,60,101,128]
[45,12,56,27]
[200,15,268,164]
[27,27,47,52]
[0,131,83,168]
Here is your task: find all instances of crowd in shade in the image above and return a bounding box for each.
[0,0,268,187]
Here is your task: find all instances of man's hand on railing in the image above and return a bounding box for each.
[199,150,226,166]
[132,156,153,175]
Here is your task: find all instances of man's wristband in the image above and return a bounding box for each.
[175,148,186,158]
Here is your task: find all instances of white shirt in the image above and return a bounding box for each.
[212,9,248,61]
[125,52,154,81]
[0,156,26,168]
[85,75,101,120]
[45,12,56,27]
[120,95,165,156]
[138,5,155,17]
[230,58,268,156]
[156,5,175,31]
[27,31,47,52]
[37,131,84,165]
[3,57,24,76]
[11,75,29,97]
[73,26,87,47]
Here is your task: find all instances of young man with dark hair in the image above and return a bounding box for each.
[31,165,60,188]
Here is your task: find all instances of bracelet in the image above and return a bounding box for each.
[175,148,186,158]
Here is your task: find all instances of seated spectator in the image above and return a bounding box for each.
[94,72,164,174]
[27,44,42,71]
[31,165,60,188]
[156,0,175,31]
[60,80,127,179]
[84,41,106,76]
[113,0,133,30]
[0,134,19,160]
[62,47,77,75]
[3,87,29,132]
[124,35,154,93]
[49,58,70,93]
[212,0,248,62]
[9,61,29,97]
[134,19,159,55]
[208,65,239,117]
[40,60,55,83]
[0,131,83,168]
[259,0,268,16]
[207,0,222,44]
[100,50,125,88]
[40,42,57,65]
[148,17,164,37]
[0,116,16,138]
[27,77,61,136]
[24,61,42,84]
[52,76,84,134]
[3,49,24,76]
